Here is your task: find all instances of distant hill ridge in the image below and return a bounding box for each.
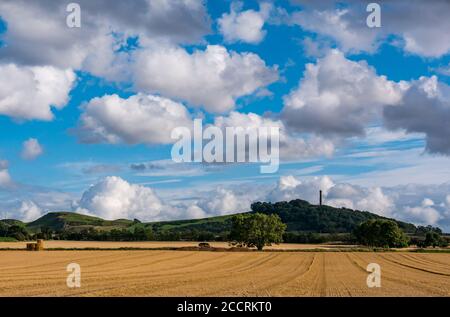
[26,212,133,231]
[0,199,417,235]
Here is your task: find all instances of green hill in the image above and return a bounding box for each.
[0,219,26,227]
[149,214,232,233]
[251,200,416,233]
[145,199,417,237]
[26,212,133,232]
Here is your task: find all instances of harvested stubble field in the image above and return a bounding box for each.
[0,250,449,296]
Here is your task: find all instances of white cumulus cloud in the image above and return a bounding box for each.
[282,50,406,137]
[268,175,335,204]
[133,45,278,113]
[0,64,75,121]
[291,0,450,57]
[0,160,12,188]
[214,111,335,161]
[0,0,210,69]
[21,138,43,160]
[291,8,378,54]
[197,187,251,216]
[218,1,272,44]
[383,76,450,155]
[75,93,193,145]
[77,176,164,221]
[17,201,43,223]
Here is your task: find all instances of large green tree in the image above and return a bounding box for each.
[354,219,409,248]
[230,213,287,250]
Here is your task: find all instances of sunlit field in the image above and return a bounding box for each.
[0,250,449,297]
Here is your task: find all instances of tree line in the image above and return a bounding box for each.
[1,213,448,249]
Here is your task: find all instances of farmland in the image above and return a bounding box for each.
[0,250,449,296]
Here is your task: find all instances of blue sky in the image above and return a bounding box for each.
[1,0,450,230]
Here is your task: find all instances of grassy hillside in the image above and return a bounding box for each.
[26,212,133,232]
[0,219,26,227]
[149,214,233,233]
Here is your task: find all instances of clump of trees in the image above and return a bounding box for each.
[408,226,448,248]
[415,225,442,236]
[55,226,154,241]
[229,213,287,250]
[46,226,220,242]
[415,226,448,248]
[283,232,354,244]
[0,223,31,241]
[420,231,448,248]
[354,219,409,248]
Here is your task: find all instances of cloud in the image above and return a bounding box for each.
[291,7,378,54]
[0,200,43,222]
[57,161,123,178]
[130,160,209,177]
[0,0,211,84]
[75,93,193,144]
[218,1,271,44]
[352,187,394,217]
[213,111,335,161]
[384,184,450,227]
[0,160,8,170]
[0,2,129,82]
[0,1,276,111]
[0,64,75,121]
[432,63,450,77]
[361,126,423,145]
[0,160,12,188]
[290,0,450,57]
[21,138,43,160]
[76,176,164,221]
[267,175,335,204]
[301,37,332,58]
[74,176,253,222]
[0,0,210,70]
[133,45,278,113]
[81,164,122,175]
[197,187,253,216]
[81,0,211,44]
[0,188,76,221]
[168,183,267,219]
[402,204,441,227]
[282,50,406,137]
[342,148,450,187]
[17,200,43,222]
[383,76,450,155]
